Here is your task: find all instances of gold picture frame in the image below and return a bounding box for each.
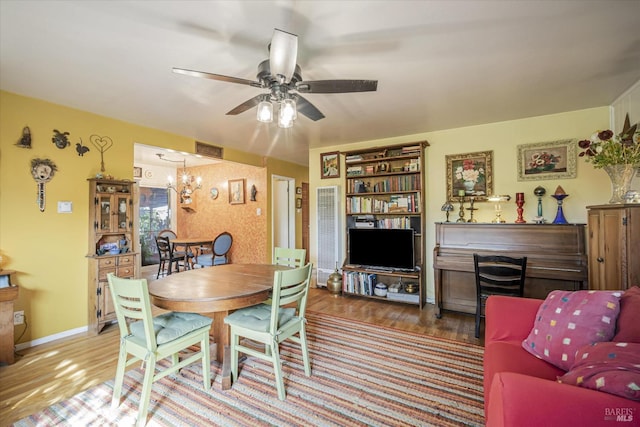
[446,151,493,201]
[320,151,340,179]
[517,139,576,181]
[228,178,245,204]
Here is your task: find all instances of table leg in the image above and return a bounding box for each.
[205,311,233,390]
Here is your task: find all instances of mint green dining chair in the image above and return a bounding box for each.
[273,247,306,268]
[107,273,212,427]
[224,262,313,400]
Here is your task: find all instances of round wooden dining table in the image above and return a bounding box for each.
[148,263,289,389]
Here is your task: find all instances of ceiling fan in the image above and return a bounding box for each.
[173,29,378,125]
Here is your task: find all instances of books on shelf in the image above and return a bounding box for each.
[342,271,377,296]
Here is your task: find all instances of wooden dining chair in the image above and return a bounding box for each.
[155,235,189,278]
[107,273,212,427]
[273,247,306,268]
[473,254,527,338]
[224,263,313,400]
[195,232,233,267]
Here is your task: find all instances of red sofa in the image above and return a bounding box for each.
[484,295,640,427]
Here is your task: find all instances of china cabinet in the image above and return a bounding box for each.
[87,178,139,334]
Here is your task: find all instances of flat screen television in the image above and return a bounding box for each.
[348,228,415,271]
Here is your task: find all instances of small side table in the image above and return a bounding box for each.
[0,270,19,365]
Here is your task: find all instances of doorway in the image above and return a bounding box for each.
[271,175,295,258]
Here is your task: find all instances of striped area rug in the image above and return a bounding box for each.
[14,312,485,426]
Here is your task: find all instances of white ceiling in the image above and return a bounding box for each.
[1,1,639,167]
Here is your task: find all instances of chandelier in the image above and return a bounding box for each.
[157,154,202,204]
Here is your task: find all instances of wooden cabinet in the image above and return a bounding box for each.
[587,204,640,291]
[87,178,139,334]
[342,142,428,307]
[0,270,19,365]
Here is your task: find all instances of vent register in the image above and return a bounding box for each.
[316,186,342,287]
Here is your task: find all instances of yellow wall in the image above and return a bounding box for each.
[308,107,640,302]
[0,91,307,342]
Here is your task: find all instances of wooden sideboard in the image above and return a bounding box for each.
[433,223,588,317]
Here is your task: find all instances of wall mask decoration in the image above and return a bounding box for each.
[30,158,58,212]
[89,134,113,172]
[16,126,32,148]
[75,137,90,157]
[52,129,70,149]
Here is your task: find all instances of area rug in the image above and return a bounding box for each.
[14,312,485,426]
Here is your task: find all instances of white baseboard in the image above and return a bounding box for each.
[15,325,88,351]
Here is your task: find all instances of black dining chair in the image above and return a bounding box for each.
[473,253,527,338]
[195,232,233,267]
[155,235,190,278]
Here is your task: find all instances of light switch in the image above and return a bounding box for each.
[256,208,261,216]
[58,201,73,213]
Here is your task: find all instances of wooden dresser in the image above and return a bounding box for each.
[433,223,588,317]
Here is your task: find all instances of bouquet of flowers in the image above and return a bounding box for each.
[455,159,485,184]
[578,115,640,168]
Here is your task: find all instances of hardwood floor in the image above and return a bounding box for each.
[0,265,480,425]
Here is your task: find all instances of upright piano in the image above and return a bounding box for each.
[433,223,588,317]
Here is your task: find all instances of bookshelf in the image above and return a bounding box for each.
[342,142,428,307]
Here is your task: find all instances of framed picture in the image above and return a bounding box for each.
[296,186,302,194]
[296,198,302,208]
[320,151,340,179]
[446,151,493,200]
[133,166,142,178]
[517,139,576,181]
[228,178,245,204]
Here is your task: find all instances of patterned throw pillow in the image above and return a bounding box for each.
[558,342,640,401]
[522,290,623,371]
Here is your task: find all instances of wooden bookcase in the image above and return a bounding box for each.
[87,178,139,334]
[341,142,428,307]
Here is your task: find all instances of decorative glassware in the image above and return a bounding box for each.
[515,192,526,223]
[603,164,635,204]
[551,186,569,224]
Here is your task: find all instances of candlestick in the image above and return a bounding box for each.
[467,197,477,223]
[456,196,466,222]
[457,189,466,197]
[515,193,525,223]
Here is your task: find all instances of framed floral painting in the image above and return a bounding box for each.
[517,139,576,181]
[446,151,493,200]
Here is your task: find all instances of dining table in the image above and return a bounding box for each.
[148,263,290,389]
[169,237,215,268]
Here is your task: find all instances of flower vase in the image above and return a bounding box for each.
[463,180,475,194]
[603,164,635,204]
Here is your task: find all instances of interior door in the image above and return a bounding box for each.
[272,176,295,253]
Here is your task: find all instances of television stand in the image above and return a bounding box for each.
[341,264,422,306]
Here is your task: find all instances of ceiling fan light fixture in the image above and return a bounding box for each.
[280,98,297,121]
[256,99,273,123]
[269,29,298,83]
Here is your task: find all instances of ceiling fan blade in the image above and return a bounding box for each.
[296,79,378,94]
[173,67,261,88]
[294,95,325,121]
[269,29,298,83]
[226,95,264,115]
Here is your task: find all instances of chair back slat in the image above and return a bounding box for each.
[107,273,158,349]
[274,247,306,268]
[269,263,313,332]
[473,254,527,338]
